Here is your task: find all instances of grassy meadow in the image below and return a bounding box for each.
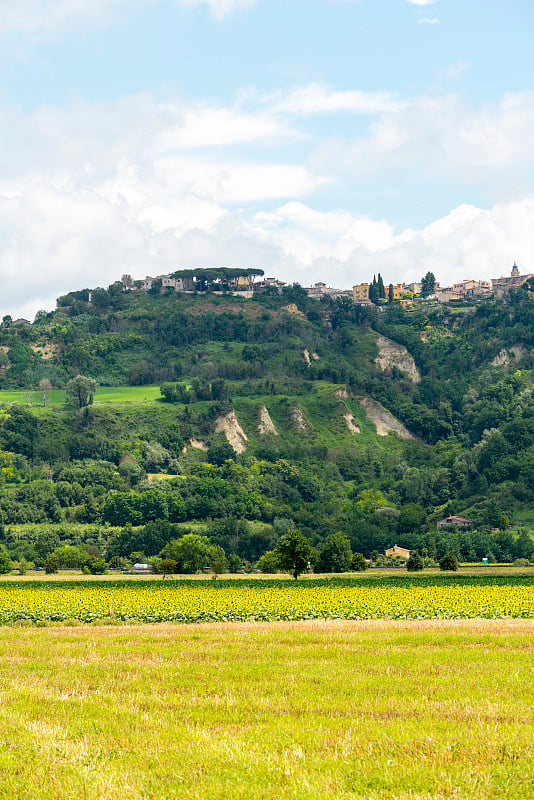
[0,619,532,799]
[0,385,162,407]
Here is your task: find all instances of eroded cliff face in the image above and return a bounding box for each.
[215,410,248,453]
[291,404,311,432]
[375,334,420,383]
[491,345,528,367]
[358,397,416,440]
[258,404,279,436]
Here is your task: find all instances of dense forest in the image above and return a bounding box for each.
[1,278,534,572]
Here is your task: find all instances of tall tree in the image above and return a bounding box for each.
[421,271,436,297]
[275,526,317,580]
[65,375,97,410]
[377,273,385,299]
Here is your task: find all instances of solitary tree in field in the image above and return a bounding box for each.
[65,375,97,410]
[39,378,52,407]
[275,526,317,580]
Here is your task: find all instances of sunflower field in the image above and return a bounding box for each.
[1,575,534,623]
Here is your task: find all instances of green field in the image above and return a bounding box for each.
[0,619,532,799]
[0,385,162,407]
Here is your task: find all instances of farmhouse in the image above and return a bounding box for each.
[437,515,471,530]
[385,545,411,559]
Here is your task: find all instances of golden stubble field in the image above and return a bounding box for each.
[0,618,533,799]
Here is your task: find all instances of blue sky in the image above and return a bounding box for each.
[2,0,534,317]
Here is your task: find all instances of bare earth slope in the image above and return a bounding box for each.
[359,396,416,439]
[375,333,420,383]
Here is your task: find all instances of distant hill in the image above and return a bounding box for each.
[0,281,533,566]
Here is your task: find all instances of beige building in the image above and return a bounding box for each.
[385,545,411,559]
[491,263,533,298]
[452,279,492,295]
[353,283,370,302]
[143,274,193,292]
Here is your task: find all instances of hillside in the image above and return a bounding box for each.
[0,281,534,568]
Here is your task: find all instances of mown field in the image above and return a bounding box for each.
[0,385,162,407]
[3,574,534,624]
[0,619,533,799]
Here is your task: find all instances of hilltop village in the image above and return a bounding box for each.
[132,262,533,307]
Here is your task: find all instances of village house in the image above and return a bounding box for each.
[435,288,464,303]
[143,274,193,292]
[252,277,286,293]
[491,263,533,298]
[436,515,472,531]
[384,283,403,301]
[402,281,422,295]
[452,279,492,296]
[352,283,370,302]
[385,545,411,559]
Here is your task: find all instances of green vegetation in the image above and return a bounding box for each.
[0,281,533,569]
[0,620,532,798]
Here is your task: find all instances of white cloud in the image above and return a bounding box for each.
[407,0,438,5]
[418,18,440,24]
[316,91,534,181]
[178,0,258,18]
[2,84,534,319]
[250,197,534,292]
[0,0,256,40]
[441,60,470,81]
[0,0,136,39]
[268,84,404,115]
[0,91,327,317]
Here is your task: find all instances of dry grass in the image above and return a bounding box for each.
[0,619,532,798]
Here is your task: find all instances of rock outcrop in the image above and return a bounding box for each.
[491,345,528,367]
[215,411,248,453]
[375,334,420,383]
[291,404,310,432]
[359,397,416,440]
[258,404,279,436]
[343,411,361,434]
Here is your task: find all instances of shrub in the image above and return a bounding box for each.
[317,533,352,573]
[256,550,279,573]
[160,558,178,575]
[0,549,12,574]
[439,551,459,571]
[227,553,242,573]
[45,554,59,574]
[351,552,368,572]
[82,556,108,575]
[406,552,424,572]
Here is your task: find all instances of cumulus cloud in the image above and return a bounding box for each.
[0,92,326,317]
[316,91,534,181]
[407,0,438,5]
[2,84,534,319]
[252,197,534,291]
